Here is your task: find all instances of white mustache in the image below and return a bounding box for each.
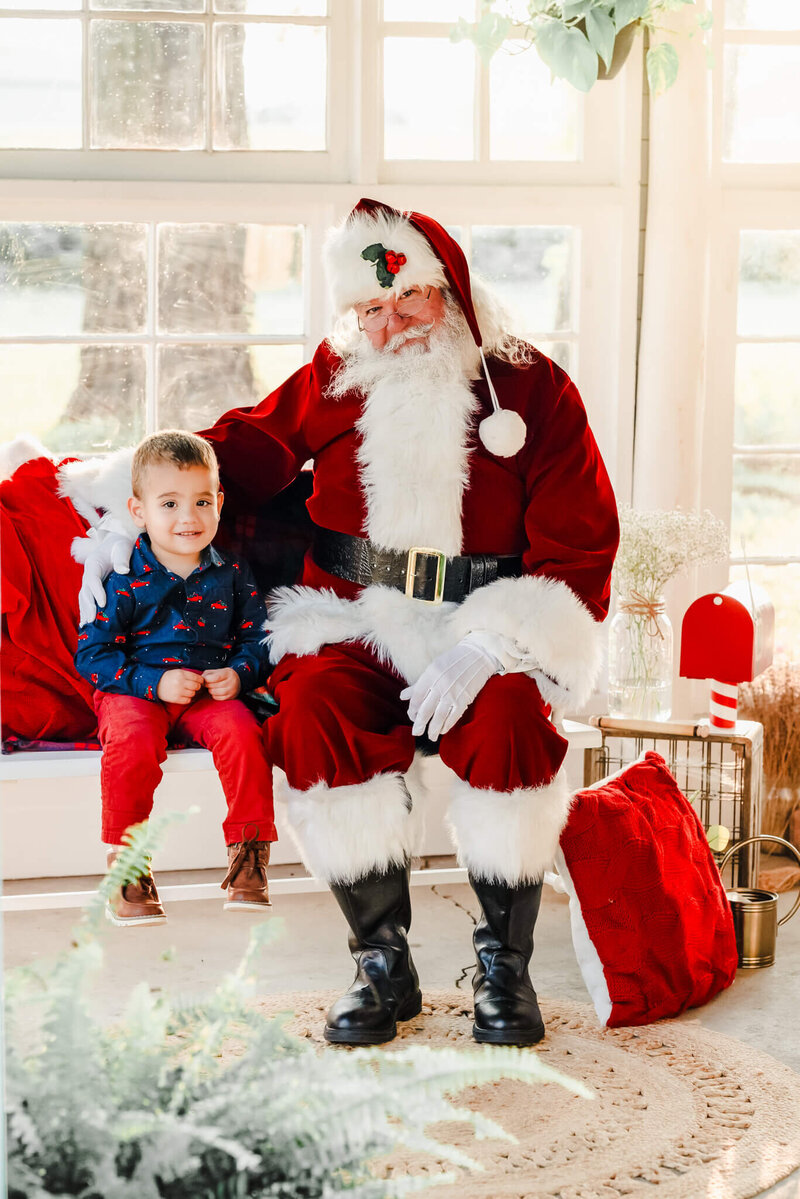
[384,322,434,352]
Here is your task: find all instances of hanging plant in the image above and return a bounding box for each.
[452,0,712,95]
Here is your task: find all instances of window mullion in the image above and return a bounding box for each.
[147,223,158,434]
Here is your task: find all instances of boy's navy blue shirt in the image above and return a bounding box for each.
[75,533,267,702]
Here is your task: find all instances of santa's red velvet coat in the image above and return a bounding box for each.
[201,339,619,716]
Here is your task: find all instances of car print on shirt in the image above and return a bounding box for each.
[210,601,228,610]
[131,580,150,589]
[162,657,183,663]
[114,667,125,680]
[115,635,126,643]
[145,684,155,700]
[187,594,202,602]
[173,622,190,631]
[77,632,88,641]
[115,589,131,597]
[96,612,109,623]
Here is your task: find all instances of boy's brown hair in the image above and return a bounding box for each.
[132,430,219,498]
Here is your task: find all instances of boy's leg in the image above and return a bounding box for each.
[173,695,275,909]
[94,691,170,925]
[95,691,171,845]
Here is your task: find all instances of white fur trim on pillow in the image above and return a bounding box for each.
[58,447,138,539]
[280,772,423,884]
[452,575,603,710]
[447,771,572,886]
[324,208,447,315]
[554,844,613,1026]
[0,434,52,483]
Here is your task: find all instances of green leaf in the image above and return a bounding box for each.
[360,243,383,263]
[585,7,616,70]
[450,12,511,64]
[613,0,646,33]
[706,825,731,853]
[646,41,679,92]
[535,19,599,92]
[561,0,593,18]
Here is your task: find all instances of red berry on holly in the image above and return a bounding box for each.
[397,254,407,265]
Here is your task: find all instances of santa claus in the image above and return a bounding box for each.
[72,197,619,1047]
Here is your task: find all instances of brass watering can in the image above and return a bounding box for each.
[720,834,800,969]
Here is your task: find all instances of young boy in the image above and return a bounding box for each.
[75,430,276,926]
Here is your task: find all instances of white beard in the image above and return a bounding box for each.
[329,304,481,556]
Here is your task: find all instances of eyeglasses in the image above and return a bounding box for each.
[355,287,433,332]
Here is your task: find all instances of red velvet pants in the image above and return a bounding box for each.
[94,690,277,846]
[267,641,568,793]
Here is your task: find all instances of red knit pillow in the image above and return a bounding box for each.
[556,751,738,1027]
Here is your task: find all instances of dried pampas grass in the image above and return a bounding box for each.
[739,661,800,847]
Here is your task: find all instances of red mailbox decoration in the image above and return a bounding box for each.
[680,582,774,728]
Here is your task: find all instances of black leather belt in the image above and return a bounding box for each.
[313,528,522,605]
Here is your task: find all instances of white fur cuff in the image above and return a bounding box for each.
[453,574,604,710]
[447,772,572,885]
[280,772,423,884]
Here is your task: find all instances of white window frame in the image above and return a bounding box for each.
[702,2,800,593]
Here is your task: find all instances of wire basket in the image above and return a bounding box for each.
[583,716,764,887]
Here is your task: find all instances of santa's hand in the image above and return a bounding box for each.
[399,635,503,741]
[72,522,135,624]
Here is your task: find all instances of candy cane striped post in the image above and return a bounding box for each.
[709,680,738,729]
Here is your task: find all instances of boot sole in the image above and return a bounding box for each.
[472,1022,545,1046]
[223,900,272,912]
[105,904,166,928]
[323,991,423,1046]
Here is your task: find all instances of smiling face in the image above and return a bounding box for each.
[128,461,223,577]
[355,284,448,353]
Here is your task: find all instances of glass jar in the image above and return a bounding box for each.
[608,596,673,721]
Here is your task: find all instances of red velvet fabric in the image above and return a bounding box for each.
[559,751,738,1027]
[202,341,618,623]
[267,640,565,792]
[94,690,276,845]
[1,457,96,741]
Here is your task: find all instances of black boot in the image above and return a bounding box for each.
[469,874,545,1046]
[324,864,422,1045]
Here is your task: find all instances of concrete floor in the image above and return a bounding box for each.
[4,866,800,1198]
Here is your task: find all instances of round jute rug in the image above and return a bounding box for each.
[252,989,800,1199]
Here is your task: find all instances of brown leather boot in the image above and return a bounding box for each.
[105,852,166,927]
[222,836,271,911]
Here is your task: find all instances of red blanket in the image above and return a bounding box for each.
[1,457,97,741]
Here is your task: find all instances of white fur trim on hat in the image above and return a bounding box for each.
[324,208,447,315]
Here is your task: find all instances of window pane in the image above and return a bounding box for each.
[471,226,575,336]
[729,563,800,660]
[92,0,203,14]
[490,47,579,161]
[731,454,800,557]
[158,223,303,335]
[724,45,800,163]
[0,20,81,148]
[738,230,800,336]
[533,340,573,374]
[726,0,799,29]
[0,344,145,453]
[215,0,326,11]
[384,38,474,160]
[0,224,147,336]
[383,0,474,17]
[157,343,303,428]
[735,344,800,446]
[90,21,205,149]
[214,23,326,150]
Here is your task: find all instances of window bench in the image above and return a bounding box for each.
[1,720,601,910]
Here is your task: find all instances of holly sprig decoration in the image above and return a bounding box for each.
[361,242,408,288]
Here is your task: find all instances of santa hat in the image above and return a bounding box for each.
[324,197,527,458]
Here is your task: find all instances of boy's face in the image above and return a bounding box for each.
[128,461,223,566]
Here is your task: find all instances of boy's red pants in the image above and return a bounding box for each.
[94,690,276,846]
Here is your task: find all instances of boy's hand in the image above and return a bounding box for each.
[157,669,204,705]
[203,667,241,701]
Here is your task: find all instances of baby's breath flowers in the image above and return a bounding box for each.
[613,505,729,603]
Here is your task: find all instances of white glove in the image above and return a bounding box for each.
[399,634,503,741]
[72,517,135,624]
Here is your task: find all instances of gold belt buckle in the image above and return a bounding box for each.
[405,547,447,604]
